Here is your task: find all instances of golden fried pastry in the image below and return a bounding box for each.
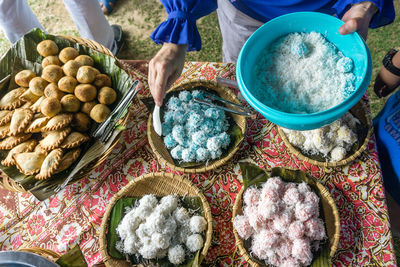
[35,148,63,180]
[42,65,64,83]
[37,40,59,57]
[42,56,61,68]
[21,102,32,108]
[29,77,48,96]
[34,144,49,156]
[41,97,62,117]
[74,55,94,66]
[76,66,97,84]
[55,148,81,173]
[1,139,37,166]
[25,114,50,133]
[90,104,110,123]
[0,123,9,139]
[59,47,79,64]
[39,127,70,150]
[19,89,40,103]
[14,152,46,175]
[0,110,14,126]
[0,133,32,149]
[72,112,91,132]
[75,84,97,102]
[93,74,112,88]
[60,94,81,113]
[42,113,73,132]
[44,83,65,100]
[9,108,33,136]
[30,96,45,113]
[98,86,117,105]
[0,87,26,110]
[15,70,36,87]
[60,132,89,149]
[62,60,82,77]
[81,101,97,115]
[58,76,77,93]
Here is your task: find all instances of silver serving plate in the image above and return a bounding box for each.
[0,251,58,267]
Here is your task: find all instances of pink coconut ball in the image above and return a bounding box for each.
[272,210,293,234]
[233,215,254,240]
[297,182,312,195]
[263,176,285,193]
[243,186,261,207]
[258,201,280,220]
[292,238,312,266]
[305,218,326,241]
[260,184,280,204]
[288,220,305,240]
[277,238,293,259]
[245,205,266,232]
[303,191,319,206]
[283,187,303,206]
[253,229,279,250]
[295,203,317,222]
[284,182,297,193]
[251,233,268,260]
[266,250,283,267]
[280,257,301,267]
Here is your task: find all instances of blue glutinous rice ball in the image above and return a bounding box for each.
[337,57,353,73]
[189,142,200,153]
[214,119,228,133]
[177,136,189,147]
[201,119,215,133]
[164,134,177,149]
[171,145,183,160]
[209,148,222,160]
[164,111,174,124]
[190,103,202,113]
[196,147,210,162]
[290,40,309,57]
[168,96,182,110]
[192,131,207,147]
[207,136,222,151]
[191,90,204,100]
[172,125,186,144]
[173,110,187,124]
[205,108,225,120]
[162,122,173,136]
[187,112,204,129]
[218,132,231,149]
[179,91,192,102]
[181,148,196,162]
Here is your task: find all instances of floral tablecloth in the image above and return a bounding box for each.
[0,61,396,266]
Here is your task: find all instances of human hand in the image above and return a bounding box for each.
[339,1,378,40]
[148,43,187,107]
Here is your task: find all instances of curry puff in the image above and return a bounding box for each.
[34,144,49,156]
[35,148,63,180]
[30,96,45,113]
[13,152,46,175]
[0,124,9,139]
[25,114,50,133]
[0,133,32,150]
[42,113,73,132]
[39,127,70,150]
[0,110,14,126]
[0,88,26,110]
[9,108,34,136]
[2,140,37,166]
[19,88,40,103]
[60,132,89,149]
[56,148,81,173]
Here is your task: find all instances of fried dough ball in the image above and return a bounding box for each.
[15,70,36,87]
[98,86,117,105]
[60,94,81,113]
[76,66,97,84]
[74,55,94,66]
[81,101,97,115]
[42,56,61,68]
[37,40,59,57]
[44,83,65,100]
[29,77,48,96]
[90,104,110,123]
[41,97,61,117]
[93,74,112,88]
[72,112,91,132]
[42,65,63,83]
[58,76,77,93]
[62,60,82,77]
[75,84,97,102]
[59,47,79,64]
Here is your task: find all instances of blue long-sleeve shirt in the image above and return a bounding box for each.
[150,0,395,51]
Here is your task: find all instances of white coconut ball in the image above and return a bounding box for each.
[173,207,190,224]
[189,215,207,233]
[158,195,179,215]
[151,232,170,250]
[330,146,347,162]
[168,245,186,265]
[139,244,158,259]
[186,234,204,252]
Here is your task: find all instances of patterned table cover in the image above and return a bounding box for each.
[0,61,396,266]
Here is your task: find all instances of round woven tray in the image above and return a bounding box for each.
[232,168,340,266]
[18,247,61,262]
[277,100,372,167]
[147,80,247,173]
[99,172,213,267]
[0,35,129,193]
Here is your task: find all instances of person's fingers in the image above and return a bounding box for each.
[339,19,358,36]
[153,64,169,107]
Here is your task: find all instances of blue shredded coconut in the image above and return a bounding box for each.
[187,112,204,129]
[172,125,186,144]
[192,131,207,147]
[191,90,204,100]
[181,148,196,162]
[190,103,202,113]
[337,57,353,73]
[179,91,192,102]
[164,134,177,149]
[173,110,187,124]
[210,149,222,160]
[164,111,174,124]
[168,96,182,110]
[162,122,173,136]
[218,132,231,148]
[196,147,210,161]
[291,40,309,57]
[207,136,222,151]
[171,145,183,160]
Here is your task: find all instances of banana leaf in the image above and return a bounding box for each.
[142,86,243,168]
[239,163,333,267]
[56,244,87,267]
[107,196,204,266]
[0,28,135,200]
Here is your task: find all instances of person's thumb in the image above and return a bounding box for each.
[339,19,358,36]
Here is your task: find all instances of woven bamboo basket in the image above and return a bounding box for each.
[99,172,213,267]
[277,100,372,168]
[18,247,61,262]
[232,168,340,266]
[0,35,130,193]
[148,80,247,173]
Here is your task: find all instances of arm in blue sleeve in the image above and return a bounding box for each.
[333,0,395,29]
[150,0,217,51]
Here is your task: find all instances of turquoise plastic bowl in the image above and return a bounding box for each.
[236,12,372,130]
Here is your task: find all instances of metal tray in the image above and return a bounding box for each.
[0,251,58,267]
